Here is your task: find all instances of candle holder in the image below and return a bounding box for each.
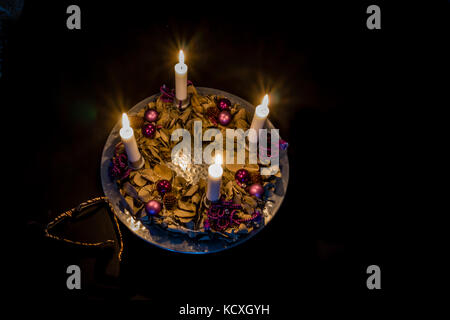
[128,155,145,170]
[174,95,191,110]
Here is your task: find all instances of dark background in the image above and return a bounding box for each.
[2,0,445,316]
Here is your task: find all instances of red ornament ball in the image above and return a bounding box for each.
[144,109,159,122]
[218,110,232,126]
[235,169,250,186]
[142,123,156,138]
[217,98,231,111]
[145,200,162,215]
[156,179,172,195]
[248,183,264,198]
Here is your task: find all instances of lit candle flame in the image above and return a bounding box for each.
[179,50,184,64]
[255,94,270,118]
[262,94,269,108]
[122,113,130,130]
[209,153,224,179]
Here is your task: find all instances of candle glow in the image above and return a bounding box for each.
[208,154,223,178]
[120,113,133,139]
[179,50,184,64]
[175,49,188,101]
[122,113,130,129]
[256,94,269,117]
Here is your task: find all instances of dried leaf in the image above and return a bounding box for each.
[238,223,248,234]
[138,185,153,203]
[187,85,197,96]
[244,163,260,172]
[233,108,247,121]
[125,196,134,210]
[174,209,196,218]
[140,168,157,182]
[192,104,203,115]
[183,185,198,197]
[234,119,249,130]
[233,181,247,194]
[174,176,187,188]
[168,118,177,129]
[159,129,170,144]
[179,108,191,124]
[178,201,196,212]
[123,182,139,199]
[242,203,254,215]
[224,181,234,198]
[198,178,207,191]
[133,173,147,187]
[191,193,201,204]
[157,111,170,127]
[143,138,159,147]
[179,217,193,224]
[190,94,200,108]
[243,195,257,208]
[156,97,165,112]
[149,146,163,162]
[225,163,242,172]
[154,164,173,181]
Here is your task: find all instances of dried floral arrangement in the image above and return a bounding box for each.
[109,85,284,242]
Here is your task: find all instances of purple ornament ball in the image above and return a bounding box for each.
[248,183,264,198]
[142,123,156,138]
[145,200,162,216]
[235,169,250,186]
[218,110,232,126]
[144,109,159,122]
[217,98,231,111]
[156,179,172,195]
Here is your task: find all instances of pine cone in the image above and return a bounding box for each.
[163,192,177,210]
[250,172,263,185]
[129,116,144,129]
[206,106,220,120]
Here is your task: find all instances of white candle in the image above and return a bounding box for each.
[206,154,223,202]
[119,113,142,166]
[174,50,188,101]
[249,94,269,143]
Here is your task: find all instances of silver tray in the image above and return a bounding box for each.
[100,87,289,253]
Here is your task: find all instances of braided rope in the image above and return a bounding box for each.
[45,196,124,261]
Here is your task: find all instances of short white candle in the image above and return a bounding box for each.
[249,94,269,143]
[206,154,223,202]
[174,50,188,101]
[119,113,142,165]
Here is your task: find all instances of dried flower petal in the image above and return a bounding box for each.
[154,164,173,181]
[183,185,198,197]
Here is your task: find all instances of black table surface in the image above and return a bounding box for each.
[4,0,443,314]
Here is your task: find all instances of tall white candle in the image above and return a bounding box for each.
[249,94,269,143]
[206,154,223,202]
[174,50,188,101]
[119,113,142,166]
